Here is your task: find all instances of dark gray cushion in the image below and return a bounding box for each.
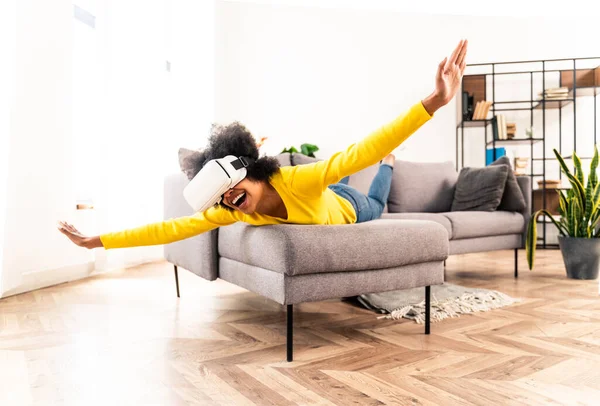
[388,161,458,213]
[489,156,526,212]
[451,165,509,211]
[218,219,449,276]
[178,147,204,180]
[441,211,525,239]
[291,153,321,165]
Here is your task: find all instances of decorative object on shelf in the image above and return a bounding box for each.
[539,87,569,100]
[525,127,533,139]
[514,157,529,175]
[506,123,516,139]
[281,143,319,158]
[462,91,474,120]
[533,189,561,216]
[537,179,561,189]
[526,146,600,279]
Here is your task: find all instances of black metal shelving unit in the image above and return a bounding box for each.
[456,57,600,248]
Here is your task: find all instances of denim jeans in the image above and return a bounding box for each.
[328,164,393,223]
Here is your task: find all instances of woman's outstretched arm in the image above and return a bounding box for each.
[289,40,467,195]
[58,206,237,249]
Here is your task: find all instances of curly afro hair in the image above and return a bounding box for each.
[188,122,280,210]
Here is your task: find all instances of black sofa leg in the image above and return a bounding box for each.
[425,286,431,335]
[287,304,293,362]
[514,249,518,279]
[174,265,180,298]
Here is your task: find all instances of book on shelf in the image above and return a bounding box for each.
[493,114,507,140]
[471,100,492,120]
[486,147,506,165]
[539,87,569,100]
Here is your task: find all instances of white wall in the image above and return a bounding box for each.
[0,0,16,295]
[0,0,215,297]
[215,2,599,167]
[1,0,97,297]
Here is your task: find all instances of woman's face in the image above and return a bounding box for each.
[222,178,265,214]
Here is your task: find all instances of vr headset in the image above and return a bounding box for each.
[183,155,253,212]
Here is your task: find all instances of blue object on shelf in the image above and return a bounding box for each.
[486,147,506,165]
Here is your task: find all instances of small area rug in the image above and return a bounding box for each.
[355,283,520,324]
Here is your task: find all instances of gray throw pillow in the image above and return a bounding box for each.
[489,156,526,212]
[451,165,509,211]
[178,147,204,180]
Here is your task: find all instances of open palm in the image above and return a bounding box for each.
[436,40,468,105]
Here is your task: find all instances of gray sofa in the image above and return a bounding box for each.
[163,153,530,361]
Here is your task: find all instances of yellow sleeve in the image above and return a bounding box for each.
[289,102,432,195]
[99,206,237,249]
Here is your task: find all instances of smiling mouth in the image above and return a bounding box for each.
[231,192,247,208]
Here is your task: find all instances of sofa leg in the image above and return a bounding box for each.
[425,286,431,335]
[174,265,180,298]
[287,304,293,362]
[514,249,518,279]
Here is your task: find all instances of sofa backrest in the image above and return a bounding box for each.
[388,161,458,213]
[275,152,292,167]
[277,154,457,213]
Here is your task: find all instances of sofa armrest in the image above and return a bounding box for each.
[163,173,219,281]
[517,176,532,248]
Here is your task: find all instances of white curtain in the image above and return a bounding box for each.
[78,0,215,270]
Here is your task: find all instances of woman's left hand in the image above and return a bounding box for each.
[423,39,468,115]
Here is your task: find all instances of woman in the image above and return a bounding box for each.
[59,40,468,250]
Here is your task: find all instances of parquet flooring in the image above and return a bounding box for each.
[1,249,600,405]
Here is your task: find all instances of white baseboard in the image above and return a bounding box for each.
[0,261,96,299]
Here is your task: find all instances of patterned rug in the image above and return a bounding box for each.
[355,283,520,324]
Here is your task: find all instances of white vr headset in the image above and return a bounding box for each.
[183,155,253,212]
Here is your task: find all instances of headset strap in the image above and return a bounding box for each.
[231,156,254,170]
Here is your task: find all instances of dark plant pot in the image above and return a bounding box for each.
[558,236,600,280]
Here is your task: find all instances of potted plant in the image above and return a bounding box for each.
[526,146,600,279]
[281,143,319,158]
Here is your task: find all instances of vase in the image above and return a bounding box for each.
[558,236,600,280]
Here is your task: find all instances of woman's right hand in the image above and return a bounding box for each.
[58,221,104,249]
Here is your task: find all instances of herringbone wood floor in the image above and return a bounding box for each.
[1,250,600,405]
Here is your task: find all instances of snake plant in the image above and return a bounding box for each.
[526,146,600,269]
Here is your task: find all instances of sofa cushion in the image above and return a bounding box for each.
[441,211,525,239]
[388,161,458,213]
[218,219,449,276]
[489,156,526,212]
[451,165,509,211]
[178,147,204,180]
[275,153,292,167]
[381,213,452,239]
[291,153,321,165]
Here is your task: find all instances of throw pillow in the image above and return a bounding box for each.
[178,147,205,180]
[451,165,509,211]
[489,156,526,212]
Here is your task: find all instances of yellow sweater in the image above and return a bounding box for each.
[100,102,432,249]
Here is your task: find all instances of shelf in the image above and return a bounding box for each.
[533,98,574,109]
[457,119,492,128]
[532,156,595,161]
[486,138,543,146]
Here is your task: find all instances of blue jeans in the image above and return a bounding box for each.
[328,164,393,223]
